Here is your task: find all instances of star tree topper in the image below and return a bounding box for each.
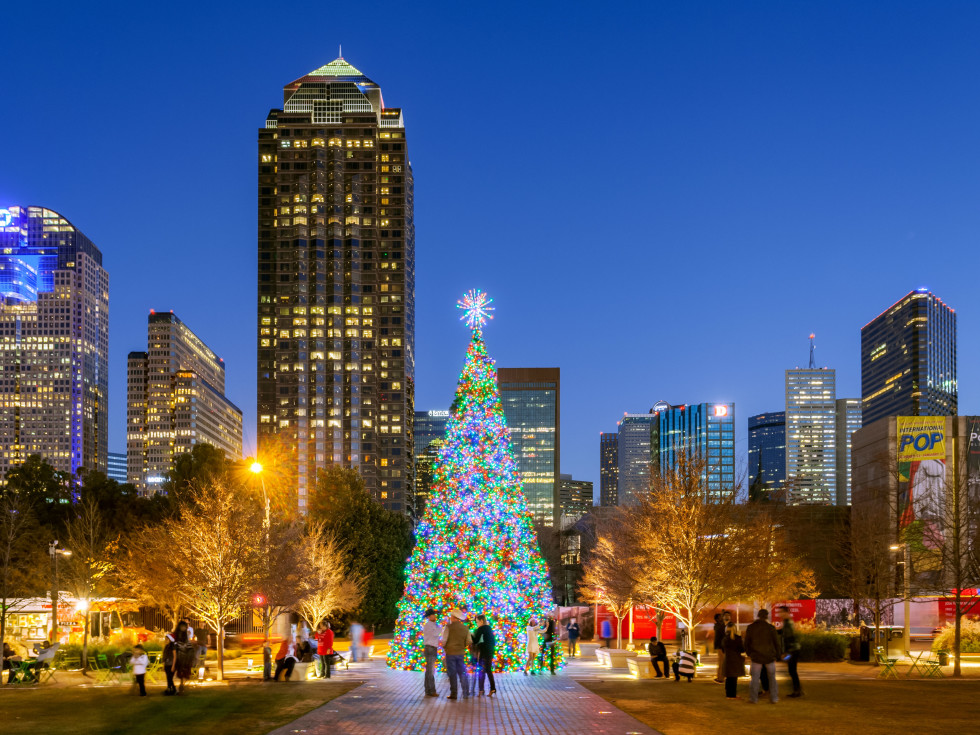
[457,289,495,330]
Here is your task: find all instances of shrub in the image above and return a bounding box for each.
[205,648,242,661]
[794,626,849,662]
[932,619,980,654]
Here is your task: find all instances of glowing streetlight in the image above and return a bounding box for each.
[250,462,263,474]
[248,458,272,680]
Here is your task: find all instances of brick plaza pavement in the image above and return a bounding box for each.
[268,657,662,735]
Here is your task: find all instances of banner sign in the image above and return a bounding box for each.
[897,416,946,461]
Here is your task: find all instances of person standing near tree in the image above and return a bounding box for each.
[524,617,543,675]
[349,620,365,662]
[472,614,497,696]
[441,609,472,699]
[314,622,334,679]
[566,618,580,658]
[744,609,781,704]
[600,618,612,648]
[722,623,746,700]
[712,613,726,682]
[422,609,443,697]
[778,606,803,697]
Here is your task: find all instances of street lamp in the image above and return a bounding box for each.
[250,461,272,680]
[890,542,911,655]
[48,541,71,642]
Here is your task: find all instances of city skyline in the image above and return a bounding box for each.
[3,3,980,492]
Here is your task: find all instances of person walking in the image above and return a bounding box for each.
[541,615,557,673]
[523,618,543,675]
[164,620,193,695]
[711,613,725,682]
[273,636,298,681]
[648,636,669,678]
[441,609,472,699]
[599,618,612,648]
[422,609,443,697]
[348,620,365,662]
[314,622,335,679]
[744,609,781,704]
[566,618,580,658]
[722,623,746,700]
[130,645,149,697]
[778,606,803,697]
[472,614,497,696]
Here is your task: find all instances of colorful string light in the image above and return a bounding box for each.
[386,300,562,673]
[456,289,495,330]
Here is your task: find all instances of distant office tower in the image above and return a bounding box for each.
[107,452,127,484]
[414,410,448,458]
[413,410,448,519]
[657,402,736,501]
[785,365,837,505]
[861,289,957,427]
[599,432,618,506]
[616,411,658,506]
[497,367,559,525]
[559,473,594,521]
[0,205,108,482]
[257,56,415,513]
[748,412,786,491]
[127,312,242,495]
[834,398,862,506]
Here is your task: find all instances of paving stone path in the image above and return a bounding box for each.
[269,658,661,735]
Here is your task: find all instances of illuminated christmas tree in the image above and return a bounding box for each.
[387,291,561,672]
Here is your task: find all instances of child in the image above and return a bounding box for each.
[131,645,149,696]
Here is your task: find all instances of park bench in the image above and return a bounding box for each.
[627,657,654,678]
[596,649,637,668]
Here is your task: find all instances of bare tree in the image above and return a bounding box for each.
[741,505,819,608]
[0,495,46,684]
[257,518,305,643]
[295,519,364,630]
[168,479,264,680]
[115,524,186,631]
[578,512,637,648]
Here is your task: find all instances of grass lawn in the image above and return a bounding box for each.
[0,680,360,735]
[580,676,980,735]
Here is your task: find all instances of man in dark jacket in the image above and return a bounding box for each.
[648,636,669,678]
[743,609,781,703]
[712,613,726,682]
[778,606,803,697]
[472,614,496,696]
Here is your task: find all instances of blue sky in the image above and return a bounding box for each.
[2,1,978,494]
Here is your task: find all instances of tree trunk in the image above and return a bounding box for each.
[954,592,962,677]
[217,625,225,681]
[0,596,7,687]
[82,611,90,674]
[615,614,623,649]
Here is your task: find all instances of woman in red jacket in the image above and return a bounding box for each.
[313,622,334,679]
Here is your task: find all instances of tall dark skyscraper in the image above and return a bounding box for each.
[599,431,618,506]
[748,411,786,490]
[861,289,957,427]
[497,367,559,525]
[257,57,415,513]
[657,402,736,501]
[0,205,108,482]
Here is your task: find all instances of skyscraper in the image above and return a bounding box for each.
[413,409,448,519]
[107,452,127,484]
[748,412,786,490]
[0,205,108,482]
[127,311,243,495]
[861,289,957,427]
[657,402,736,501]
[616,411,658,506]
[785,366,837,505]
[559,474,594,521]
[414,410,448,458]
[257,57,415,513]
[497,367,559,525]
[834,398,862,506]
[599,431,618,506]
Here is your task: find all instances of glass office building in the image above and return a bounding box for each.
[0,205,108,482]
[599,431,618,506]
[835,398,862,506]
[414,410,448,458]
[748,411,786,490]
[107,452,128,484]
[785,368,837,505]
[559,473,594,521]
[861,289,957,427]
[257,57,415,513]
[413,410,448,519]
[498,368,559,525]
[616,412,658,506]
[657,402,736,501]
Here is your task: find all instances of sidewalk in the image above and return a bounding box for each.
[269,655,662,735]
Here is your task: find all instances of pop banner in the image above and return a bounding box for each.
[897,416,946,461]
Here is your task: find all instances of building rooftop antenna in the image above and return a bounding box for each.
[808,333,816,369]
[338,44,343,59]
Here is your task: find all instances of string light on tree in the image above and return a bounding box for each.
[387,291,561,673]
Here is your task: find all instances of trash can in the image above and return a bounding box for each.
[938,650,949,666]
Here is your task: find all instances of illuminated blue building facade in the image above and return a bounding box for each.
[656,402,736,501]
[0,206,109,482]
[748,411,786,490]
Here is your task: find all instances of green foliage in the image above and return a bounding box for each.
[163,443,231,501]
[795,626,849,661]
[932,619,980,653]
[2,454,74,528]
[205,648,242,660]
[307,465,414,629]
